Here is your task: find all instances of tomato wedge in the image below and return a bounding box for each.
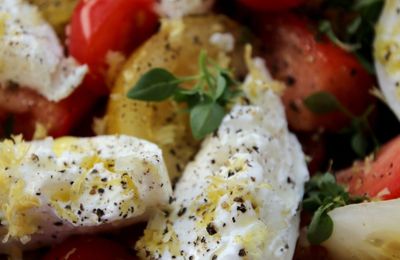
[0,86,98,139]
[257,14,374,132]
[337,135,400,200]
[68,0,158,95]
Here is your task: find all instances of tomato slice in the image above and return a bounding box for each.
[257,14,374,132]
[337,136,400,200]
[43,235,136,260]
[238,0,304,11]
[0,86,98,139]
[68,0,158,95]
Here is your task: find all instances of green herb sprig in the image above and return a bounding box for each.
[127,51,240,140]
[304,91,379,157]
[318,0,384,74]
[303,172,366,245]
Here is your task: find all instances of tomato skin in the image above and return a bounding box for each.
[43,235,136,260]
[258,14,374,132]
[0,86,98,139]
[337,136,400,200]
[68,0,158,95]
[239,0,303,11]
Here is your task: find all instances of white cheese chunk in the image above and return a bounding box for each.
[0,0,87,101]
[0,135,171,253]
[156,0,215,18]
[136,72,309,259]
[374,0,400,121]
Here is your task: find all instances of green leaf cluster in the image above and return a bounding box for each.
[318,0,384,74]
[303,172,366,245]
[127,51,241,140]
[304,91,379,157]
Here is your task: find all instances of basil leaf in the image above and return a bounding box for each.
[190,102,225,140]
[127,68,179,101]
[304,92,341,114]
[307,204,334,245]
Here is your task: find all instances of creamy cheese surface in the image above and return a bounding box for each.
[156,0,215,18]
[136,65,309,259]
[0,0,87,101]
[374,0,400,121]
[0,135,171,253]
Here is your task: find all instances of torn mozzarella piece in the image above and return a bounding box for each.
[374,0,400,120]
[324,199,400,260]
[0,0,87,101]
[136,73,309,259]
[156,0,215,18]
[0,135,171,253]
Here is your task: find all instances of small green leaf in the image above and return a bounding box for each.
[214,73,227,100]
[126,52,240,140]
[127,68,179,101]
[303,172,368,245]
[318,20,361,52]
[347,16,362,34]
[174,88,200,103]
[304,92,341,114]
[307,205,334,245]
[190,102,225,140]
[351,132,368,157]
[302,193,323,212]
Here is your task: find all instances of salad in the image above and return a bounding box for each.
[0,0,399,259]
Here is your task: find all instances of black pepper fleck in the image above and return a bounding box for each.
[206,223,217,236]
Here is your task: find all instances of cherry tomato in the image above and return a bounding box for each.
[238,0,304,11]
[258,14,374,132]
[337,135,400,200]
[43,235,136,260]
[0,86,98,139]
[68,0,158,95]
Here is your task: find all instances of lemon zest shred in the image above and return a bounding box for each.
[136,223,181,258]
[3,180,40,243]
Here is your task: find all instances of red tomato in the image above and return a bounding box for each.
[43,235,136,260]
[258,14,374,132]
[0,86,98,139]
[337,136,400,200]
[239,0,303,11]
[68,0,158,95]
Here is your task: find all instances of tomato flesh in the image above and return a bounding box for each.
[68,0,158,95]
[258,14,374,132]
[0,86,98,139]
[337,136,400,200]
